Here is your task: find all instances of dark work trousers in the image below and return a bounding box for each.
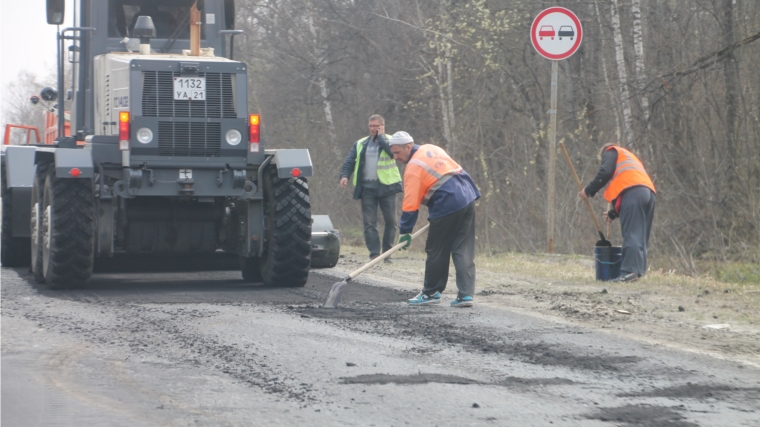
[422,201,476,298]
[360,188,398,258]
[619,186,656,276]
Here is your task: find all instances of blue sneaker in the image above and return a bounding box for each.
[408,291,441,305]
[451,296,474,308]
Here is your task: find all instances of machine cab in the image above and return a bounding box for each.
[55,0,238,140]
[102,0,237,54]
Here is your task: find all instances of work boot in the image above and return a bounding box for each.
[408,291,441,305]
[384,258,393,264]
[612,272,639,282]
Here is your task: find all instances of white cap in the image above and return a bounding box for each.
[389,131,414,146]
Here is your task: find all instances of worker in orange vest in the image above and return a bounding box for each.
[388,132,481,307]
[579,143,656,282]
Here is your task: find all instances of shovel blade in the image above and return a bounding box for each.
[324,280,348,308]
[596,239,612,247]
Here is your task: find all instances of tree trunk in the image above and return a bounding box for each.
[445,44,456,155]
[595,0,622,143]
[610,0,636,149]
[318,77,341,159]
[436,53,453,147]
[631,0,651,160]
[307,6,340,159]
[721,0,739,183]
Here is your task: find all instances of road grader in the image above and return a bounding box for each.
[1,0,340,287]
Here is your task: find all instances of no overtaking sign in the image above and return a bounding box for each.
[530,7,583,60]
[530,7,583,252]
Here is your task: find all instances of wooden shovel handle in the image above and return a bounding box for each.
[559,142,606,237]
[347,224,430,280]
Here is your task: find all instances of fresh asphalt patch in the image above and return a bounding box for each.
[586,404,700,427]
[617,383,760,401]
[339,373,575,388]
[340,373,481,386]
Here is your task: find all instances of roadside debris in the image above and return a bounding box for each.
[702,324,730,330]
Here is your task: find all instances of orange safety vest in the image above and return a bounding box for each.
[603,146,656,202]
[402,144,463,212]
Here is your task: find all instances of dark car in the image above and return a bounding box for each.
[558,26,575,40]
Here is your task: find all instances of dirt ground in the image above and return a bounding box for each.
[325,245,760,368]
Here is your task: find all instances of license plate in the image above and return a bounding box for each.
[173,77,205,101]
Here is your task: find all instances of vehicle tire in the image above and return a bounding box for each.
[41,169,94,287]
[240,255,262,283]
[1,166,31,267]
[30,163,49,283]
[259,167,311,287]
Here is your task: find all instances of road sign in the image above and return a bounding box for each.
[530,7,583,60]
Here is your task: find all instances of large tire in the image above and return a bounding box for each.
[258,167,311,287]
[30,163,49,283]
[41,169,94,287]
[1,166,31,267]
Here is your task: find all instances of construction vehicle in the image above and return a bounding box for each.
[0,0,340,286]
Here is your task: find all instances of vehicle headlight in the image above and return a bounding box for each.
[136,127,153,144]
[226,129,242,146]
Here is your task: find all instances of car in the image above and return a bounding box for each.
[538,25,555,40]
[558,26,575,40]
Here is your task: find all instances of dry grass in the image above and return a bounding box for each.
[340,244,760,325]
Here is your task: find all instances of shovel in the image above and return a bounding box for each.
[559,142,612,247]
[324,224,430,308]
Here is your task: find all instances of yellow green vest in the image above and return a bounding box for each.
[352,135,402,186]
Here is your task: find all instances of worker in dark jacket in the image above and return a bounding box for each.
[339,115,403,261]
[389,131,481,307]
[579,143,656,282]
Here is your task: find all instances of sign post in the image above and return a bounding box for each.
[530,7,583,253]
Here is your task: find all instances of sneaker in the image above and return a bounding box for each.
[384,258,393,264]
[451,296,474,308]
[408,291,441,305]
[612,273,639,283]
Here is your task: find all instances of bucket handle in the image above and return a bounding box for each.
[595,256,622,265]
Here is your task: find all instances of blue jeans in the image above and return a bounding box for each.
[360,188,397,258]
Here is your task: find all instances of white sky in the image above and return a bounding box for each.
[0,0,75,126]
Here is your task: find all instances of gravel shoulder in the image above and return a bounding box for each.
[322,246,760,368]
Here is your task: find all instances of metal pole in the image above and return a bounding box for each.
[57,28,64,139]
[547,60,558,253]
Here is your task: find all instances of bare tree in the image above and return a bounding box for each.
[610,0,636,149]
[631,0,651,160]
[2,71,48,145]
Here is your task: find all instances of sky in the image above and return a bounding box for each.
[0,0,75,126]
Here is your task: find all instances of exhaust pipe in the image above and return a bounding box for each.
[190,1,202,56]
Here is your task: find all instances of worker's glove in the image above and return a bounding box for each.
[398,234,412,250]
[607,209,619,221]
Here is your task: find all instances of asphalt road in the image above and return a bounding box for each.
[2,260,759,427]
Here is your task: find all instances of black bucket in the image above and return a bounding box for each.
[595,246,622,281]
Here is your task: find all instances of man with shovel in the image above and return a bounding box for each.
[340,115,403,263]
[579,143,656,282]
[388,132,481,307]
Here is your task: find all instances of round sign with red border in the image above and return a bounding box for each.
[530,7,583,60]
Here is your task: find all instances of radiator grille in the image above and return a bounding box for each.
[142,71,236,118]
[158,122,222,157]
